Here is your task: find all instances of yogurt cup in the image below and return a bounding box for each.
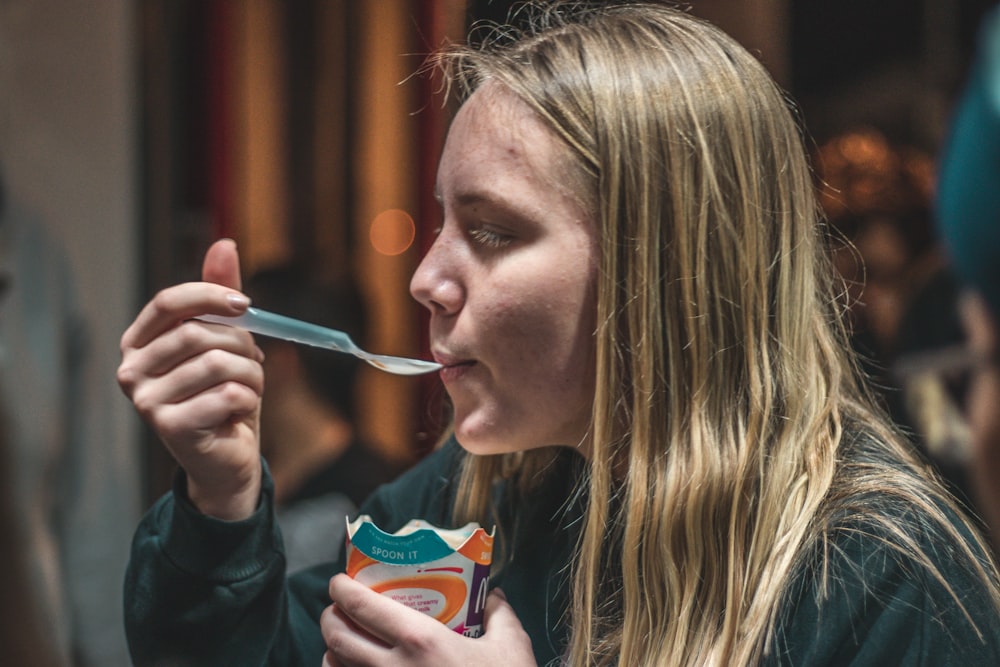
[345,515,495,637]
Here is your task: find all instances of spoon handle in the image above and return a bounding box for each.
[197,307,357,353]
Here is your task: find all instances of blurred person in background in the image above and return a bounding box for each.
[0,282,61,667]
[815,128,978,507]
[244,263,404,572]
[0,168,132,666]
[0,399,61,667]
[936,5,1000,545]
[814,128,940,407]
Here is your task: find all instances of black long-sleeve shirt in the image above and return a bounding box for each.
[125,438,1000,666]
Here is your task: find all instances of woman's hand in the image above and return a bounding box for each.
[320,574,537,667]
[117,239,265,520]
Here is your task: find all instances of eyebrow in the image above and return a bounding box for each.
[434,186,512,211]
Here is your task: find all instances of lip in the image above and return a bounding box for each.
[432,350,477,382]
[432,348,467,366]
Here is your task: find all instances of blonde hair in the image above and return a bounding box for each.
[437,3,1000,664]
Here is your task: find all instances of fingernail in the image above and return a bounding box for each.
[227,293,250,309]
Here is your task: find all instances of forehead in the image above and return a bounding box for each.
[453,84,542,147]
[436,84,576,198]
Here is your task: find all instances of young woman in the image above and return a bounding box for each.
[119,4,1000,666]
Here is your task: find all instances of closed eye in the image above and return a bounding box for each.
[468,226,514,249]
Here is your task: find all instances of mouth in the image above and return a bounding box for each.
[433,351,477,379]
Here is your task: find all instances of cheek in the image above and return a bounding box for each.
[488,283,597,411]
[488,275,592,353]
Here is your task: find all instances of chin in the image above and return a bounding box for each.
[452,423,522,457]
[453,434,512,457]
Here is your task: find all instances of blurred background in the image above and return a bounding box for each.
[0,0,995,665]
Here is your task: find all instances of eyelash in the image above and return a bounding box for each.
[468,226,513,248]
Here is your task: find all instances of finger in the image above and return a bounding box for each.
[134,377,260,461]
[131,348,263,416]
[481,588,534,662]
[320,602,393,667]
[121,282,250,351]
[157,381,260,436]
[482,588,520,635]
[202,238,242,289]
[118,322,263,425]
[328,574,441,647]
[137,319,263,378]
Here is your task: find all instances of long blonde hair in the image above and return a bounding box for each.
[438,3,1000,664]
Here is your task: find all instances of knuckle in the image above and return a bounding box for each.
[218,380,255,407]
[150,288,183,315]
[129,385,155,417]
[199,348,231,375]
[342,586,371,615]
[173,322,198,349]
[322,608,352,658]
[176,321,205,348]
[116,362,137,393]
[326,629,346,657]
[396,625,434,655]
[319,605,337,643]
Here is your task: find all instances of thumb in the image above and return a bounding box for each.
[482,588,523,635]
[202,238,243,290]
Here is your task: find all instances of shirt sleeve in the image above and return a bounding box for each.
[124,462,301,667]
[123,440,465,666]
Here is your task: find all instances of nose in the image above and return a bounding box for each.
[410,234,464,316]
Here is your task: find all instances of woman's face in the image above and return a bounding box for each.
[410,84,598,457]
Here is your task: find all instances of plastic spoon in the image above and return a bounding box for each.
[197,307,442,376]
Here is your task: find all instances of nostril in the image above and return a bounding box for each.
[413,277,462,317]
[426,285,462,316]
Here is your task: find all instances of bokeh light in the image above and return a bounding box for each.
[369,208,416,256]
